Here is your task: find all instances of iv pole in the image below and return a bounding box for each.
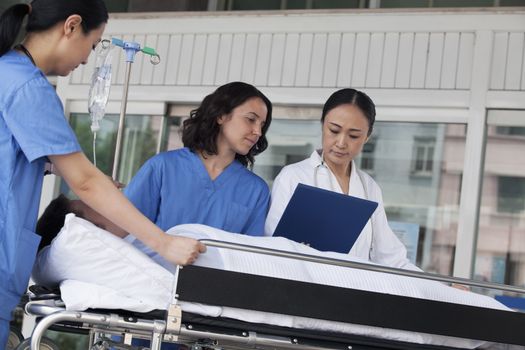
[110,38,160,180]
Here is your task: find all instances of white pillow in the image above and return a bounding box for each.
[32,214,173,310]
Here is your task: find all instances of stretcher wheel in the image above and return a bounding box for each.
[6,326,24,350]
[14,337,59,350]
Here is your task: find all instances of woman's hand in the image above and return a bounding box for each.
[158,235,207,266]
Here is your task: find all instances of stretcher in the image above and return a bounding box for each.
[21,242,525,349]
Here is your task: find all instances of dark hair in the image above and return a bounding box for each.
[0,0,108,56]
[35,194,73,251]
[182,81,273,167]
[321,88,376,136]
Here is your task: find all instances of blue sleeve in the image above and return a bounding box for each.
[3,77,80,162]
[242,181,270,236]
[124,157,162,223]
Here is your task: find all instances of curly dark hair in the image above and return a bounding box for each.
[182,82,272,167]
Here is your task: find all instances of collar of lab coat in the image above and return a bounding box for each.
[308,150,366,199]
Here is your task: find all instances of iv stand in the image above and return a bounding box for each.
[110,38,160,180]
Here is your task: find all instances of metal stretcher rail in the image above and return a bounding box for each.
[199,239,525,294]
[25,303,362,350]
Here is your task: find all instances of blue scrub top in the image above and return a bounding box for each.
[0,51,81,321]
[124,148,270,255]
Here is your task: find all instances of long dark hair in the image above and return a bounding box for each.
[0,0,108,56]
[322,88,376,136]
[182,81,273,167]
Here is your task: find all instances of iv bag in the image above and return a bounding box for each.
[88,40,113,132]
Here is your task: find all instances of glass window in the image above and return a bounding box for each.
[369,122,464,274]
[433,0,494,6]
[286,0,309,9]
[358,138,376,172]
[160,116,185,151]
[379,0,430,8]
[100,0,520,12]
[105,0,130,12]
[379,0,505,7]
[230,0,283,10]
[227,0,361,10]
[105,0,210,12]
[498,177,525,213]
[312,0,361,8]
[252,119,322,186]
[99,0,523,12]
[411,137,435,175]
[475,113,525,289]
[129,0,208,11]
[496,126,525,136]
[500,0,525,5]
[64,113,164,194]
[254,118,466,274]
[66,110,466,276]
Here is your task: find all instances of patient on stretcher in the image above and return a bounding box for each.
[32,198,514,349]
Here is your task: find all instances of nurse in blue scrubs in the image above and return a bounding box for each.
[123,81,272,350]
[124,82,273,257]
[0,1,204,347]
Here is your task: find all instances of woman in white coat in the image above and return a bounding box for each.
[265,88,419,271]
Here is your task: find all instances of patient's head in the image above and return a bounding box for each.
[36,194,75,251]
[36,195,125,251]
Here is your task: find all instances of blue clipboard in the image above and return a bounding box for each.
[273,183,378,253]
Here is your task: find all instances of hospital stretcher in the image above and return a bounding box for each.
[21,239,525,350]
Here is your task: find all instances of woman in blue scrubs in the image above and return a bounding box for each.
[123,81,272,350]
[124,82,272,257]
[0,1,204,347]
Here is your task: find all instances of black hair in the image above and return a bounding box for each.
[35,194,73,251]
[0,0,108,56]
[182,81,273,167]
[321,88,376,136]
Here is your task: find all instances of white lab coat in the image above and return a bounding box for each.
[265,150,420,271]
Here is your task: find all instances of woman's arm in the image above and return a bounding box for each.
[49,152,206,265]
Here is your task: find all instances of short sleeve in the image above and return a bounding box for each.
[3,76,80,162]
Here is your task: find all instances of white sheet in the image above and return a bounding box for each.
[32,214,512,349]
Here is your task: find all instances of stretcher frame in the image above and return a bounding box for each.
[23,240,525,350]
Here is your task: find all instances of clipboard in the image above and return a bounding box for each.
[273,183,378,253]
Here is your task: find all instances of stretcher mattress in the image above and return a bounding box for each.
[32,214,512,349]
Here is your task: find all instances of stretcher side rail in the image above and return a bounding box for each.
[169,240,525,346]
[197,239,525,294]
[175,265,525,346]
[25,300,421,350]
[26,302,169,350]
